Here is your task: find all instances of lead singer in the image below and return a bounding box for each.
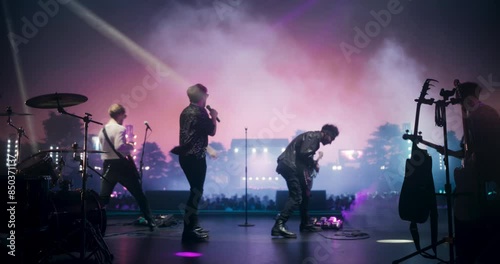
[171,83,218,243]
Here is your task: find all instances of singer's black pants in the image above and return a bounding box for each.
[179,155,207,231]
[276,163,310,225]
[100,159,153,221]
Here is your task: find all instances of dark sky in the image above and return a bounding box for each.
[1,0,499,163]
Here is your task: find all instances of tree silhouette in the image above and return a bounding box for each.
[136,142,168,190]
[363,123,406,168]
[163,152,188,190]
[427,130,462,190]
[42,111,84,148]
[361,123,408,191]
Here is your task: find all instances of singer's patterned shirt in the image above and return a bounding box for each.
[178,103,215,159]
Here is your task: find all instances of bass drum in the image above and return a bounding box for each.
[48,190,107,250]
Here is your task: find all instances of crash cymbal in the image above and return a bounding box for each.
[1,106,33,116]
[38,148,107,154]
[26,93,88,109]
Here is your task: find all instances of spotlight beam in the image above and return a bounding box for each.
[2,0,38,152]
[65,1,188,87]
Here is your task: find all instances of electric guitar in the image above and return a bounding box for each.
[124,143,141,180]
[402,133,441,152]
[304,151,323,195]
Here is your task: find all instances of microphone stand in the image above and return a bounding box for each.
[139,126,149,181]
[239,127,254,227]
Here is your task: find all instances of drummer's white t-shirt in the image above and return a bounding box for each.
[98,121,132,160]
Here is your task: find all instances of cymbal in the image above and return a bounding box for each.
[38,149,107,154]
[26,93,88,109]
[0,111,32,116]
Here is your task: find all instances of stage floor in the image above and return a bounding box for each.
[39,208,455,264]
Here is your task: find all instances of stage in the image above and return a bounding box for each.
[25,208,454,264]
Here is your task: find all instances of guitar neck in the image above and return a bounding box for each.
[419,139,440,151]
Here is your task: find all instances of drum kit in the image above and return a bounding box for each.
[4,93,113,263]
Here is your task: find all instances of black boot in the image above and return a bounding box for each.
[271,219,297,238]
[193,225,209,234]
[300,223,321,232]
[182,229,209,243]
[145,216,157,232]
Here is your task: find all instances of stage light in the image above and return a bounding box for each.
[281,148,286,152]
[263,148,268,153]
[145,166,150,170]
[249,177,253,180]
[376,239,413,244]
[380,165,386,170]
[234,148,239,153]
[268,177,272,180]
[252,148,256,153]
[242,177,246,180]
[275,177,279,180]
[256,177,259,180]
[175,252,203,258]
[337,166,342,170]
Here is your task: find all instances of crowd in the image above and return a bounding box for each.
[106,191,391,213]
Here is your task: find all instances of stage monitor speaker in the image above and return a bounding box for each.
[146,190,190,211]
[276,190,327,211]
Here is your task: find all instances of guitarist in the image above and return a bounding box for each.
[271,124,339,238]
[99,103,156,231]
[435,82,500,264]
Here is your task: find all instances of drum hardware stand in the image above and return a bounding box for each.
[239,127,254,227]
[56,103,113,263]
[394,87,460,264]
[5,106,30,165]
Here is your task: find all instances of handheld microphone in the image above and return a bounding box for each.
[144,121,152,131]
[206,105,220,122]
